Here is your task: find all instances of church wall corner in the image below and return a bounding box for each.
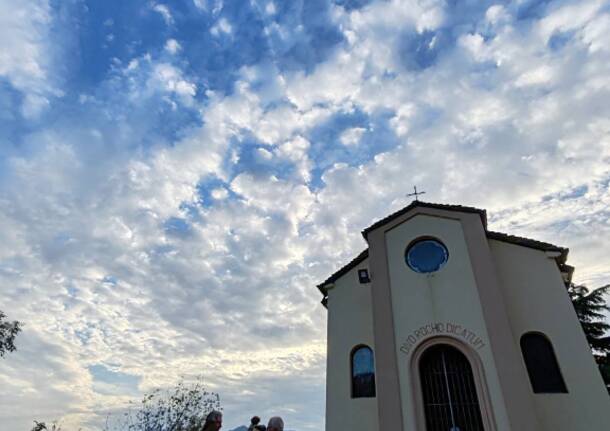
[325,260,379,431]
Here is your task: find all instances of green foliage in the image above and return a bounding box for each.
[104,377,221,431]
[0,310,22,358]
[599,355,610,388]
[30,421,63,431]
[32,378,220,431]
[567,283,610,391]
[567,283,610,354]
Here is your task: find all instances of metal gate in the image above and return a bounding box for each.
[419,344,485,431]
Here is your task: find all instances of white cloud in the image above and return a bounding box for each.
[0,0,60,118]
[192,0,206,10]
[581,12,610,53]
[485,5,509,26]
[211,187,229,200]
[265,2,276,15]
[164,38,182,54]
[210,18,232,36]
[149,63,197,104]
[22,92,51,118]
[152,3,174,25]
[537,0,605,42]
[515,64,555,87]
[2,1,610,430]
[256,147,273,160]
[339,127,367,146]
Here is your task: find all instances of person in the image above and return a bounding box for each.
[254,425,267,431]
[248,416,261,431]
[202,410,223,431]
[267,416,284,431]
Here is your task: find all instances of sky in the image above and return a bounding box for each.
[0,0,609,430]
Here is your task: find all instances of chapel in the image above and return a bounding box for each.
[317,201,610,431]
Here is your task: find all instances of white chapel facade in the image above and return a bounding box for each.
[317,202,610,431]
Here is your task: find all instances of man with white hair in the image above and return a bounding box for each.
[267,416,284,431]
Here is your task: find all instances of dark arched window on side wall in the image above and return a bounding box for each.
[351,345,376,398]
[520,332,568,393]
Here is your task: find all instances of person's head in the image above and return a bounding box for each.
[267,416,284,431]
[250,416,261,425]
[203,410,223,431]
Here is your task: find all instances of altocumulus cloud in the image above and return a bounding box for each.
[1,0,609,430]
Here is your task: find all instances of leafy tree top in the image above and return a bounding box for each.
[567,283,610,354]
[106,376,221,431]
[0,310,22,358]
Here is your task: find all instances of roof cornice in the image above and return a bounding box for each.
[486,230,567,263]
[317,249,369,292]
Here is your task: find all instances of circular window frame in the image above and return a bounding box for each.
[404,236,449,274]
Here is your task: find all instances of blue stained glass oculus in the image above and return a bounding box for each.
[406,239,449,273]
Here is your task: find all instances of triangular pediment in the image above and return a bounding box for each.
[361,201,488,240]
[317,201,570,307]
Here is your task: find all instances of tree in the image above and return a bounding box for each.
[105,377,221,431]
[567,282,610,391]
[0,310,22,358]
[30,421,63,431]
[32,378,220,431]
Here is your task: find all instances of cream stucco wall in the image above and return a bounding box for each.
[325,260,379,431]
[491,240,610,430]
[384,214,512,431]
[324,207,610,431]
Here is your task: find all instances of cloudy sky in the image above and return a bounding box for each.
[0,0,609,429]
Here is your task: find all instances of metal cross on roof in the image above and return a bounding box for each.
[407,186,426,201]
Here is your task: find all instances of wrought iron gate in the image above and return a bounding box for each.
[419,344,485,431]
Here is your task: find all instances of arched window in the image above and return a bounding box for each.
[520,332,567,393]
[351,345,376,398]
[419,344,485,431]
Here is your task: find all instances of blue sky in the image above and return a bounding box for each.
[1,0,610,430]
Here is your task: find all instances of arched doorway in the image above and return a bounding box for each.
[418,343,485,431]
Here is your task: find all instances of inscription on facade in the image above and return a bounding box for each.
[399,322,486,355]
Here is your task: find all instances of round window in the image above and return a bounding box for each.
[405,238,448,273]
